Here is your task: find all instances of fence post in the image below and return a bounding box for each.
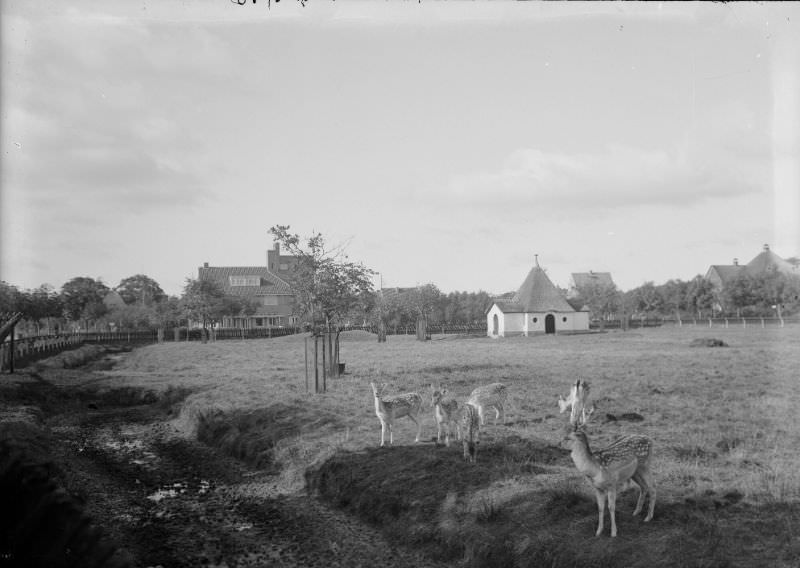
[761,318,765,328]
[9,332,15,374]
[304,336,309,393]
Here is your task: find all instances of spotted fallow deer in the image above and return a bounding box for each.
[369,382,423,447]
[558,379,595,428]
[466,382,507,426]
[429,384,463,447]
[564,425,656,537]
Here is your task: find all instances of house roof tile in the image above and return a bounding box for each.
[198,266,293,295]
[571,272,615,288]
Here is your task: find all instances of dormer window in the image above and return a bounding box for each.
[230,275,262,286]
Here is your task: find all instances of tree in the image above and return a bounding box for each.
[181,278,228,337]
[269,225,376,379]
[115,274,167,306]
[268,225,376,330]
[572,280,620,324]
[60,277,110,329]
[659,279,690,320]
[686,276,716,319]
[404,283,442,324]
[629,282,663,317]
[0,281,21,315]
[721,273,757,317]
[19,284,64,334]
[748,271,800,318]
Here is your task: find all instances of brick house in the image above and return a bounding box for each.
[198,244,299,329]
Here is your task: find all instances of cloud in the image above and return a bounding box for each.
[1,15,230,217]
[444,141,765,211]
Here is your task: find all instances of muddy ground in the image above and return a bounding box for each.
[0,353,451,568]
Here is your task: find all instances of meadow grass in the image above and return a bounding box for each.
[97,325,800,567]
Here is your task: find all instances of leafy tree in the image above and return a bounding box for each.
[181,278,230,333]
[686,276,716,318]
[749,272,800,317]
[721,273,757,317]
[659,279,690,320]
[115,274,167,306]
[0,281,21,315]
[60,277,110,328]
[19,284,63,333]
[404,283,442,324]
[268,225,376,330]
[629,281,663,316]
[571,280,620,323]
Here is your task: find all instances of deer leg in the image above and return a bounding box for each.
[644,473,656,522]
[608,488,618,537]
[595,490,606,537]
[631,473,646,516]
[380,420,387,447]
[436,422,443,445]
[409,414,421,443]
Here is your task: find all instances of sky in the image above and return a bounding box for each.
[2,1,799,297]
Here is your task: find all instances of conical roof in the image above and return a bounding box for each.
[747,245,796,276]
[512,263,575,313]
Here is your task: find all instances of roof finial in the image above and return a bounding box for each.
[534,253,539,267]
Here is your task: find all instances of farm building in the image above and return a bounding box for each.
[486,257,589,337]
[705,244,800,291]
[198,243,299,329]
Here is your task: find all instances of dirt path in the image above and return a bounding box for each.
[5,371,452,568]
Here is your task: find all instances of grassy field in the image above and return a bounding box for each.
[78,326,799,567]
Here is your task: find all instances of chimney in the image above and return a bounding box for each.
[764,244,770,252]
[268,242,280,270]
[733,258,738,266]
[203,262,209,268]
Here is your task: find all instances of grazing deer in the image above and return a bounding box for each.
[461,403,480,463]
[558,379,595,427]
[564,424,656,537]
[466,383,507,426]
[430,384,462,447]
[370,382,423,447]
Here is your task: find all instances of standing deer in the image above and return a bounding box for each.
[430,384,462,447]
[461,403,480,463]
[369,382,423,447]
[564,425,656,537]
[558,379,595,427]
[563,389,655,538]
[466,383,507,426]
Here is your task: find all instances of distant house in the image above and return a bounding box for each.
[198,243,298,328]
[567,271,616,299]
[705,244,799,291]
[486,257,589,337]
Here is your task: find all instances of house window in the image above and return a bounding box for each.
[230,275,262,286]
[532,317,538,323]
[262,296,278,306]
[255,318,264,327]
[279,263,289,271]
[562,317,568,322]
